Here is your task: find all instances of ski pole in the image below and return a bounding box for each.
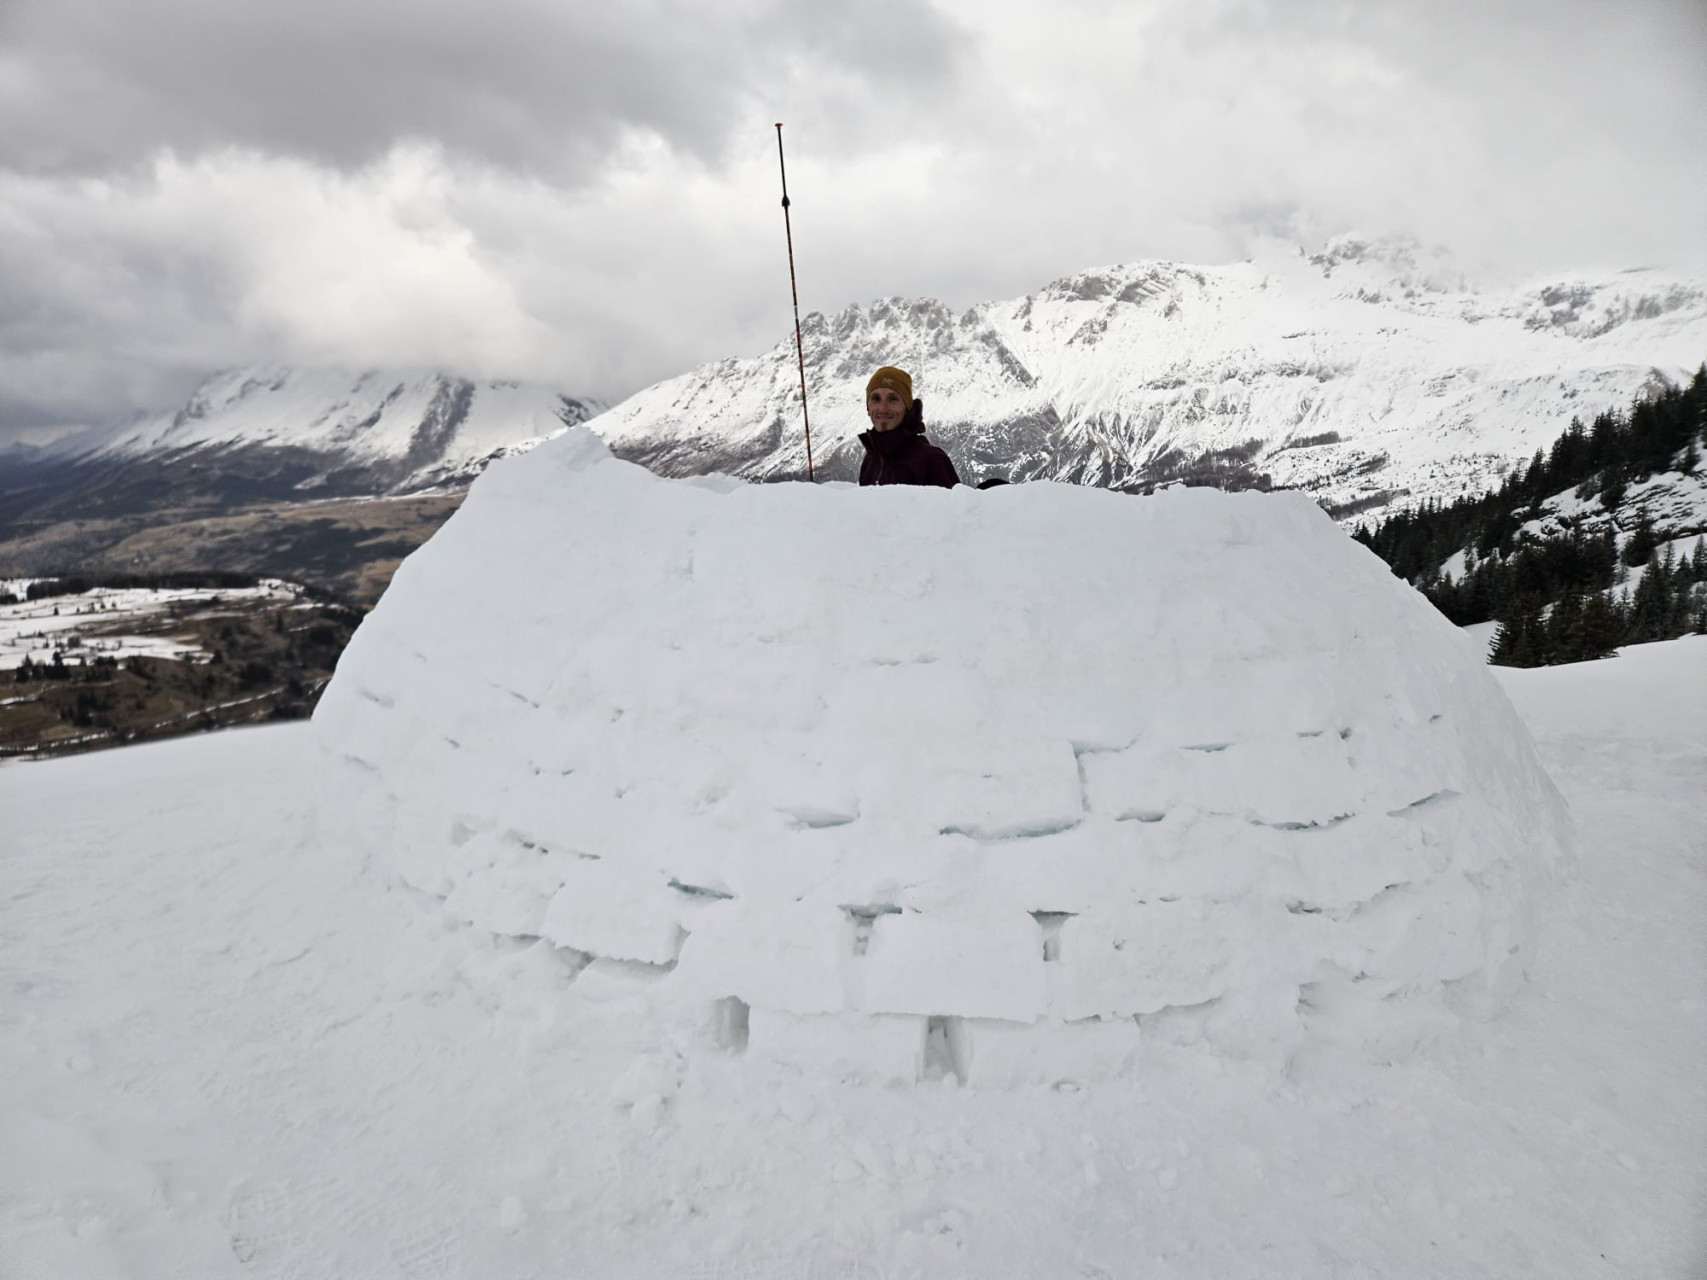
[774,122,815,482]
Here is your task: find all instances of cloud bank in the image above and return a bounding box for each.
[1,0,1703,440]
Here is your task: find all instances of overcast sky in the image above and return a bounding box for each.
[2,0,1704,442]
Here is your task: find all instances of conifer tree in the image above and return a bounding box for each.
[1627,550,1672,643]
[1492,596,1546,667]
[1668,546,1696,636]
[1573,592,1623,661]
[1547,591,1584,662]
[1622,514,1657,567]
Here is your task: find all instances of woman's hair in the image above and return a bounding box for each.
[900,396,926,434]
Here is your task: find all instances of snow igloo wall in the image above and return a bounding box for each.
[314,429,1575,1084]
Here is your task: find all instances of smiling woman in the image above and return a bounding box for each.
[857,365,959,488]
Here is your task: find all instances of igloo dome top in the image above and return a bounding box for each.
[314,429,1574,1081]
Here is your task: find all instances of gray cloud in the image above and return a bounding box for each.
[1,0,1703,443]
[0,0,965,177]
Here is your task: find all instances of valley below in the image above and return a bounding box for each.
[1,577,362,759]
[0,484,461,607]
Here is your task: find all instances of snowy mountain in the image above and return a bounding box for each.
[15,239,1704,528]
[67,366,602,495]
[5,238,1702,597]
[595,237,1707,516]
[0,368,603,568]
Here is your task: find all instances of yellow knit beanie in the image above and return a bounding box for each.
[865,366,914,405]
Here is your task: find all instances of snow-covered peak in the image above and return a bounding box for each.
[75,366,602,494]
[591,248,1707,515]
[1033,260,1209,307]
[39,248,1705,516]
[1308,232,1453,281]
[1501,271,1707,340]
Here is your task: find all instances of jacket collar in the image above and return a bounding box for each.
[858,425,924,457]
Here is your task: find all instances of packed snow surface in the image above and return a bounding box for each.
[315,429,1575,1078]
[4,639,1702,1277]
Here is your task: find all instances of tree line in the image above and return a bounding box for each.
[1353,366,1707,666]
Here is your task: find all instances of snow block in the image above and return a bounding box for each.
[1050,899,1280,1021]
[539,859,684,966]
[860,912,1048,1022]
[961,1017,1142,1088]
[670,902,849,1015]
[314,428,1576,1077]
[441,835,568,938]
[747,1009,924,1085]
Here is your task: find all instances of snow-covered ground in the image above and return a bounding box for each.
[2,627,1702,1278]
[0,583,299,671]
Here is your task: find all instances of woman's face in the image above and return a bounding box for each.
[866,386,908,433]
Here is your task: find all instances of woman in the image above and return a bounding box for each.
[858,366,960,488]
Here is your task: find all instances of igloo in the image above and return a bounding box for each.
[313,429,1575,1083]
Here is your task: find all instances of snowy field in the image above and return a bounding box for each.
[0,582,300,671]
[2,634,1702,1277]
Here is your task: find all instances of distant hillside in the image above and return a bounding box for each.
[1,574,361,758]
[1356,369,1707,665]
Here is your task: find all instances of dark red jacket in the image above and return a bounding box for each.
[857,426,960,488]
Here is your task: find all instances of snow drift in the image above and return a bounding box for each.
[313,429,1575,1083]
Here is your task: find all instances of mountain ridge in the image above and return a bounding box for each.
[62,366,603,494]
[19,238,1707,521]
[594,238,1707,511]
